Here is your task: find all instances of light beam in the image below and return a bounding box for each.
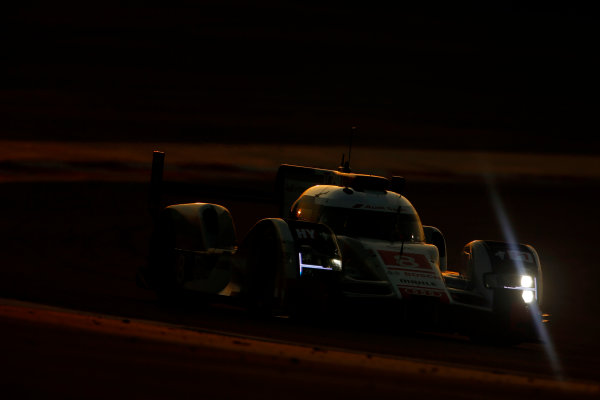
[484,172,564,381]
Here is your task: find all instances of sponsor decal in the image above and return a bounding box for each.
[363,204,399,212]
[377,250,432,271]
[296,228,315,240]
[396,278,438,287]
[404,271,437,279]
[398,287,450,303]
[377,250,449,303]
[494,250,534,263]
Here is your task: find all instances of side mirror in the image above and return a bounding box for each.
[423,225,447,271]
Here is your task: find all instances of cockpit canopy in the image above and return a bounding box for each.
[290,185,424,243]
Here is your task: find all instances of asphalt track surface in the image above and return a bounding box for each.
[1,176,599,399]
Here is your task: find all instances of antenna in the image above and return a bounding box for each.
[348,126,356,168]
[338,126,356,173]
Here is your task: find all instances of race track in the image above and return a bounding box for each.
[1,299,598,400]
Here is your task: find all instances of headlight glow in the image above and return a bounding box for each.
[520,275,534,288]
[522,290,535,303]
[330,258,342,271]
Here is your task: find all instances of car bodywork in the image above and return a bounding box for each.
[138,152,546,342]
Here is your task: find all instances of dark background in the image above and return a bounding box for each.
[3,1,599,153]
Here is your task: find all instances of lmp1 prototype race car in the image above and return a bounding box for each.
[137,151,546,342]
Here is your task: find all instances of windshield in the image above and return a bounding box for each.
[318,206,424,242]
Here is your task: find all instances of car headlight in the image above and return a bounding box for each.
[520,275,534,288]
[483,273,538,304]
[298,252,342,275]
[484,273,536,289]
[522,290,535,303]
[330,258,342,271]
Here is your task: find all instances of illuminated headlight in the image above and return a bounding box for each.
[520,275,534,288]
[330,258,342,271]
[522,290,535,303]
[484,273,536,289]
[299,253,341,275]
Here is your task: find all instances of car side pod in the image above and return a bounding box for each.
[145,202,238,303]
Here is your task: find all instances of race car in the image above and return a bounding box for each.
[137,151,546,342]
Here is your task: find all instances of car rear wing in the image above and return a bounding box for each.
[148,152,406,220]
[275,164,405,218]
[275,165,337,218]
